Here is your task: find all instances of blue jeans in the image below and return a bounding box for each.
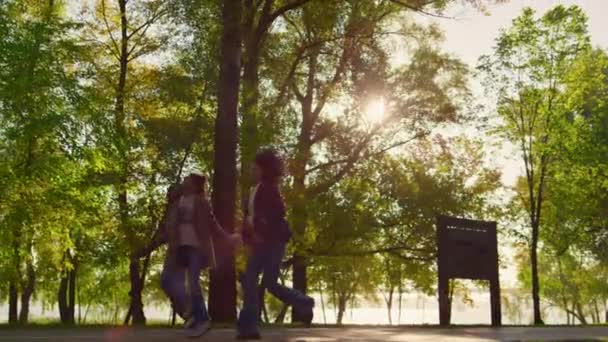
[237,243,313,334]
[161,246,210,323]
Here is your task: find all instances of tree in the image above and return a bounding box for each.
[479,5,591,324]
[208,0,242,323]
[80,0,170,325]
[239,0,312,205]
[271,3,470,321]
[559,48,608,265]
[0,0,91,324]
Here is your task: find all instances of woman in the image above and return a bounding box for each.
[237,149,314,340]
[162,173,241,338]
[144,183,192,323]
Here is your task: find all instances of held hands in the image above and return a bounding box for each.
[241,221,264,247]
[228,233,243,249]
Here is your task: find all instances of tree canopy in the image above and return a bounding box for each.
[0,0,606,326]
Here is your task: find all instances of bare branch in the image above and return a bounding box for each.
[126,25,155,58]
[388,0,455,19]
[100,0,121,57]
[290,77,306,103]
[267,0,311,25]
[127,6,168,40]
[95,39,121,61]
[282,11,304,41]
[306,142,365,196]
[271,47,307,108]
[310,40,351,121]
[306,130,428,179]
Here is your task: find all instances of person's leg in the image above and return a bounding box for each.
[261,244,314,319]
[237,249,266,336]
[184,246,212,338]
[160,254,189,319]
[186,246,209,323]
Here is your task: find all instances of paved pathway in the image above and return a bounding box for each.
[0,326,607,341]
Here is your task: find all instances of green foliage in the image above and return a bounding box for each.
[1,0,605,327]
[480,4,596,324]
[304,135,501,321]
[482,5,608,325]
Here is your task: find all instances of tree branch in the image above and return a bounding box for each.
[267,0,311,26]
[127,6,168,40]
[305,130,428,177]
[388,0,454,19]
[271,47,307,109]
[100,0,121,58]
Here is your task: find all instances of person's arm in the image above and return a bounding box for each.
[135,206,171,257]
[148,224,168,252]
[203,198,230,239]
[254,183,288,239]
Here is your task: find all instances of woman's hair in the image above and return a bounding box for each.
[167,183,182,202]
[188,173,206,194]
[255,148,285,182]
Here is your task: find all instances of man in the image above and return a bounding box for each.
[237,149,314,340]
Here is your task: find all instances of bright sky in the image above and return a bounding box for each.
[434,0,608,66]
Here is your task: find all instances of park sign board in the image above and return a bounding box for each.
[436,215,501,326]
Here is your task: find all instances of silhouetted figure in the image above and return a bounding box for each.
[237,149,314,340]
[149,174,240,338]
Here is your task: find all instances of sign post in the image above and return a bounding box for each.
[436,215,501,326]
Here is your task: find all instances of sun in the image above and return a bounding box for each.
[364,98,385,125]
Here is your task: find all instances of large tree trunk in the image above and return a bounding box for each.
[58,275,68,323]
[291,209,309,324]
[114,0,145,325]
[239,51,261,210]
[18,262,35,324]
[336,295,347,325]
[239,0,304,206]
[292,255,308,322]
[58,268,77,324]
[576,302,588,325]
[126,260,146,325]
[208,0,241,323]
[9,281,18,324]
[398,286,403,324]
[531,220,542,325]
[68,267,76,324]
[385,288,394,325]
[291,97,314,322]
[592,304,599,324]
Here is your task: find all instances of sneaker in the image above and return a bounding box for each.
[301,308,314,328]
[177,306,192,321]
[236,332,261,340]
[184,316,196,329]
[186,320,211,338]
[296,298,315,328]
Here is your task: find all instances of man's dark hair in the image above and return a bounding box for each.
[255,148,285,182]
[189,173,206,193]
